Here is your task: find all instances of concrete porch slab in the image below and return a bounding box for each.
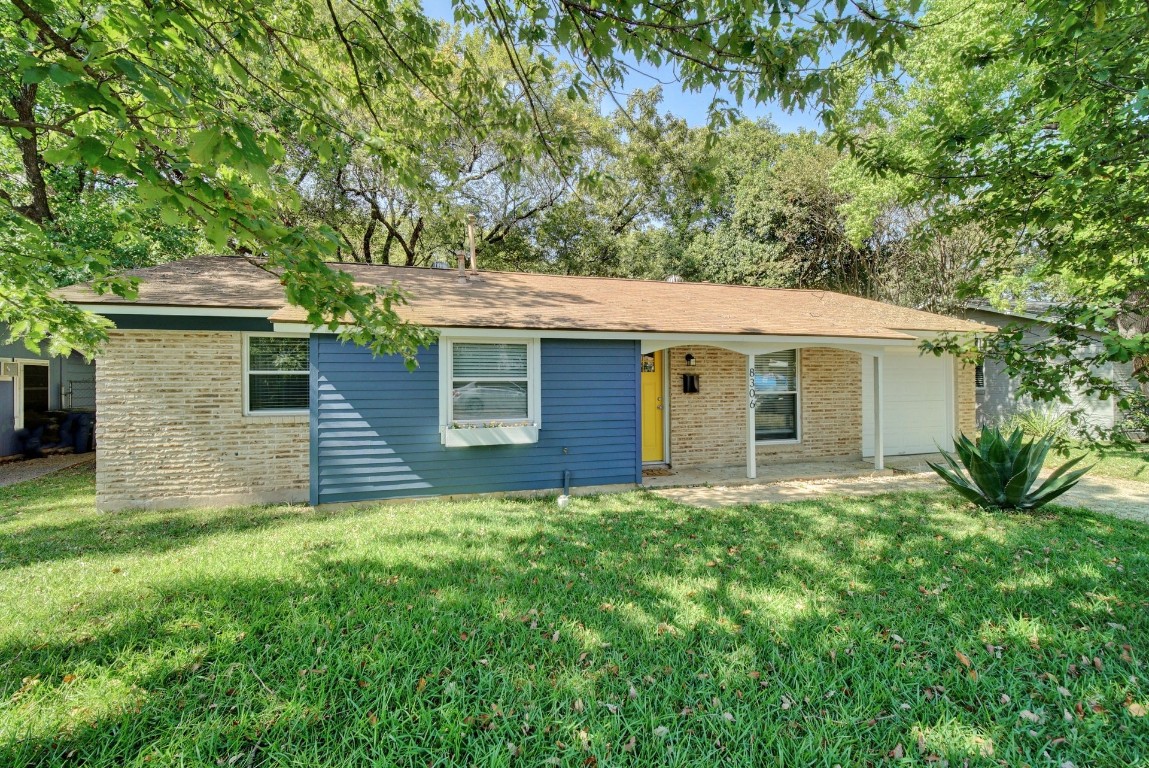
[641,458,899,490]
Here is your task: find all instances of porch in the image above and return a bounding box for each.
[639,340,974,483]
[640,453,941,490]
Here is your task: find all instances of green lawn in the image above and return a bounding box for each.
[2,466,1147,767]
[1056,444,1149,484]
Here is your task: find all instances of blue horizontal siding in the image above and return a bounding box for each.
[311,338,641,504]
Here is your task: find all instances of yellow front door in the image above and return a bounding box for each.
[641,351,665,462]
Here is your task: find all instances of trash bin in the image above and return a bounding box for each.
[73,413,95,454]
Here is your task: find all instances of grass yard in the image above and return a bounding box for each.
[1057,444,1149,484]
[2,466,1147,767]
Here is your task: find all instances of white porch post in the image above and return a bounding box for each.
[873,354,885,471]
[746,354,757,479]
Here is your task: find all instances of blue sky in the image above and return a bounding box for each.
[420,0,822,131]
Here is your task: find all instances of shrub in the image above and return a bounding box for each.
[928,427,1092,510]
[998,406,1073,446]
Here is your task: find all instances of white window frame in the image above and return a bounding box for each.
[242,332,310,416]
[12,359,51,430]
[753,349,801,445]
[439,337,541,447]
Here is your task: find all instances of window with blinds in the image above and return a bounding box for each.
[247,336,309,413]
[450,342,530,423]
[975,361,986,389]
[753,350,799,442]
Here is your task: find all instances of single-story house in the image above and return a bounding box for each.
[1,323,96,457]
[958,302,1136,433]
[60,256,992,511]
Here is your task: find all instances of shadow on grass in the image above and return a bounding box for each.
[1,490,1147,767]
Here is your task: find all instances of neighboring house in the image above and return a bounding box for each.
[959,303,1135,433]
[60,256,991,511]
[0,324,96,456]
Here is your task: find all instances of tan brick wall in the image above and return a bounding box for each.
[955,359,978,438]
[96,331,309,511]
[668,346,748,468]
[667,346,863,469]
[758,349,862,464]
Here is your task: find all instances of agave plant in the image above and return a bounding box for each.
[928,427,1093,510]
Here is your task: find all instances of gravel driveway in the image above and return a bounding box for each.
[655,469,1149,524]
[0,453,96,488]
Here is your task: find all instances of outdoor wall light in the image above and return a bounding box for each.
[685,353,696,367]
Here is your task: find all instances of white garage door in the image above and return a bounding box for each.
[863,350,955,457]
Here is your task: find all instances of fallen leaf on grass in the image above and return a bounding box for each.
[955,649,972,669]
[621,736,636,753]
[1127,702,1147,717]
[1019,709,1042,724]
[888,743,904,759]
[653,726,669,738]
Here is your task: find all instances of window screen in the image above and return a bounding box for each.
[451,343,529,422]
[753,350,798,441]
[248,336,309,412]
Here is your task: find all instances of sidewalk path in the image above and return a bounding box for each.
[654,469,1149,524]
[0,453,95,488]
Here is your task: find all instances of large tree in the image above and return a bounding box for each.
[1,0,915,359]
[840,0,1149,436]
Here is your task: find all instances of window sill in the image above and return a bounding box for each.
[756,439,800,446]
[244,410,310,424]
[443,425,539,447]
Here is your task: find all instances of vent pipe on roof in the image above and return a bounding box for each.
[456,250,467,283]
[466,214,481,281]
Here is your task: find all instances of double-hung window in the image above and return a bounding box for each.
[245,335,310,414]
[441,339,540,446]
[753,350,799,442]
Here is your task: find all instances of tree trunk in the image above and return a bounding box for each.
[9,84,53,223]
[362,215,377,264]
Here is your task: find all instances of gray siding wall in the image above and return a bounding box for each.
[962,308,1133,431]
[312,337,641,505]
[1,323,96,455]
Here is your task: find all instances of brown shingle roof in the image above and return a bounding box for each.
[60,255,994,338]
